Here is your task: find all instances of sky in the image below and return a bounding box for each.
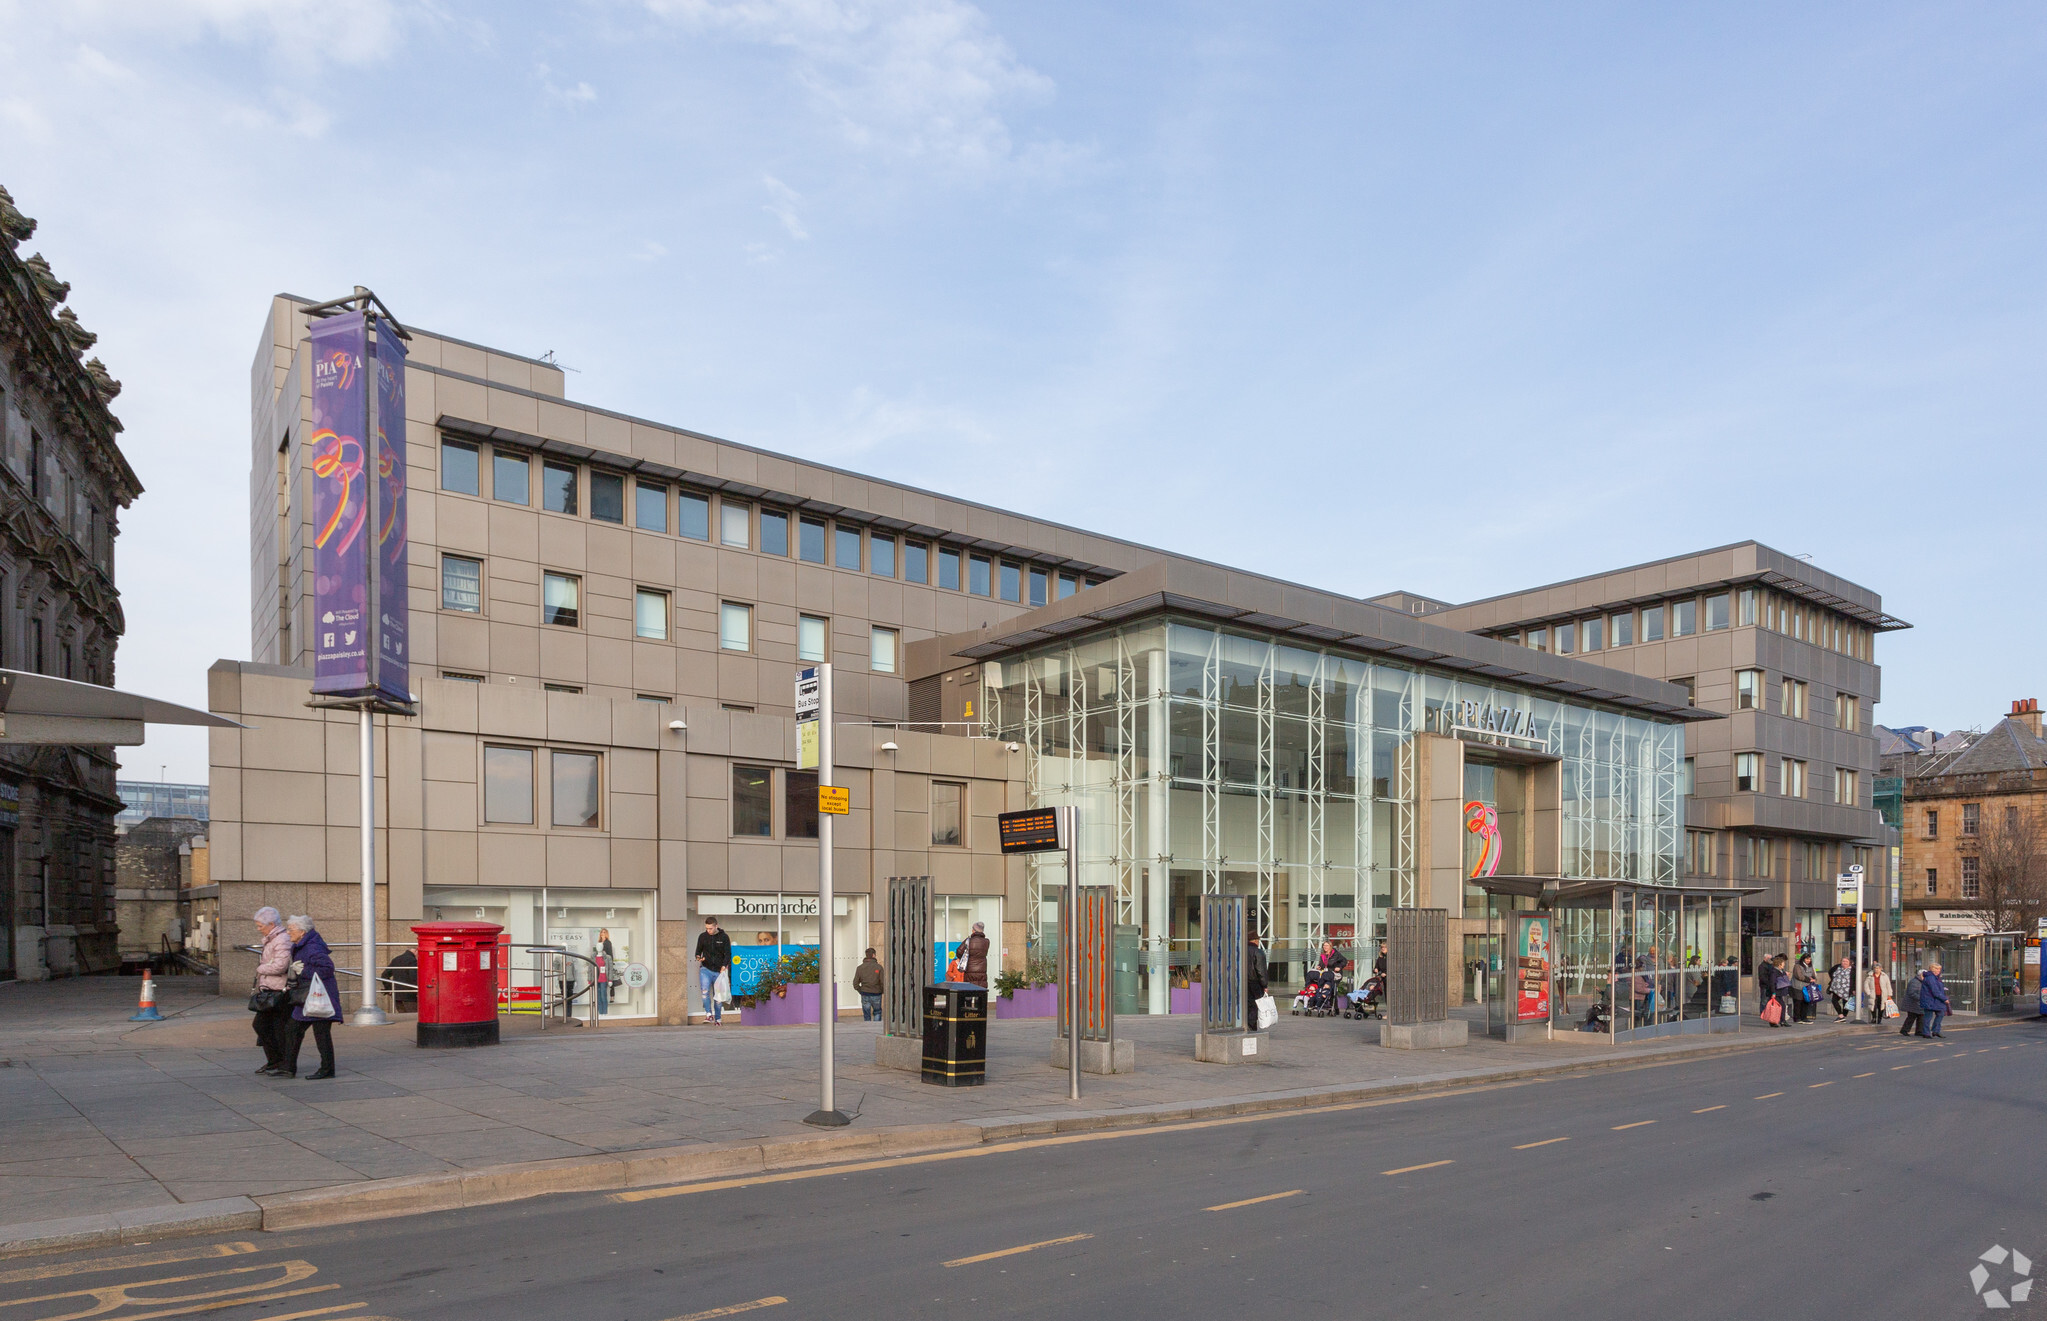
[0,0,2042,783]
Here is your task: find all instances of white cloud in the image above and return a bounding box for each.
[538,62,598,109]
[762,174,809,239]
[18,0,418,71]
[631,240,670,261]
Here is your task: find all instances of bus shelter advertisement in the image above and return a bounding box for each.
[1516,914,1552,1022]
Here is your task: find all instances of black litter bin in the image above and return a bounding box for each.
[921,982,988,1087]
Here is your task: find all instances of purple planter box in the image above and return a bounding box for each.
[1170,986,1202,1015]
[994,984,1059,1019]
[741,982,819,1026]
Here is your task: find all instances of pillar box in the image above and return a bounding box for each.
[412,921,503,1048]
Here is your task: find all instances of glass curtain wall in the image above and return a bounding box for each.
[985,619,1684,1014]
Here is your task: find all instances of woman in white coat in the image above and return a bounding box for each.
[1863,963,1893,1027]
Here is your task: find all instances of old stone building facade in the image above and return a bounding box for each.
[0,184,142,979]
[1895,699,2047,936]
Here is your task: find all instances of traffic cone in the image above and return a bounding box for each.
[130,974,164,1022]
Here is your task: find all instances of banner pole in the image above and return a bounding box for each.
[352,704,387,1025]
[805,664,847,1126]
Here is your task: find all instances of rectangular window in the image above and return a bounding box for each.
[799,517,827,563]
[720,602,751,651]
[543,573,580,628]
[732,765,773,837]
[1672,599,1697,637]
[785,769,819,840]
[1782,679,1807,719]
[442,671,484,683]
[871,626,898,674]
[1750,837,1774,880]
[634,588,669,640]
[1028,567,1048,606]
[1686,830,1716,877]
[441,439,480,495]
[1610,612,1633,647]
[636,482,668,533]
[1704,593,1729,631]
[720,500,749,548]
[904,541,928,584]
[1735,752,1761,793]
[636,694,669,705]
[2006,805,2020,834]
[870,535,896,578]
[931,781,964,847]
[1640,606,1664,642]
[798,615,828,663]
[1738,588,1758,627]
[541,461,578,514]
[834,525,862,570]
[761,509,790,557]
[1554,621,1576,655]
[1925,868,1938,896]
[1962,856,1981,899]
[1526,627,1549,653]
[493,451,530,505]
[544,684,580,693]
[969,554,992,596]
[998,561,1021,602]
[1735,669,1762,711]
[441,555,482,612]
[1580,617,1603,652]
[1962,802,1980,836]
[483,746,535,824]
[1682,756,1695,796]
[1925,808,1939,840]
[551,751,600,828]
[938,547,961,590]
[1057,573,1079,600]
[1780,758,1807,799]
[1836,693,1858,731]
[674,490,708,540]
[590,471,625,524]
[1835,767,1857,805]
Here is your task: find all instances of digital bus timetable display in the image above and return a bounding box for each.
[997,809,1064,854]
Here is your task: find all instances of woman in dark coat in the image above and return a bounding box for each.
[960,922,992,987]
[285,915,341,1080]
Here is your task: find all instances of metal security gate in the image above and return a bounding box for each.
[1202,893,1247,1033]
[1387,907,1448,1026]
[884,876,932,1040]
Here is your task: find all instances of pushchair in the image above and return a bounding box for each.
[1291,967,1345,1017]
[1345,972,1385,1020]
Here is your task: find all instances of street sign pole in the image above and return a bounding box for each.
[805,664,847,1127]
[1062,805,1080,1101]
[1847,864,1866,1024]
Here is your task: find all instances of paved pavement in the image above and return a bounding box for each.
[0,974,1894,1228]
[3,1020,2041,1319]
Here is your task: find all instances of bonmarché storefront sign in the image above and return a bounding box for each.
[697,894,851,918]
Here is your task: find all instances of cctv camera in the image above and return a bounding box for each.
[668,719,687,732]
[1006,742,1020,753]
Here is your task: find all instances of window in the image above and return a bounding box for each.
[1028,567,1048,606]
[493,451,530,505]
[1835,693,1858,731]
[1962,856,1981,899]
[721,703,755,713]
[1735,669,1762,711]
[1962,802,1980,837]
[544,684,582,693]
[543,573,580,628]
[441,439,480,495]
[676,490,708,540]
[1704,593,1729,631]
[931,781,964,847]
[1057,573,1078,600]
[1555,622,1576,655]
[1610,612,1633,647]
[834,525,862,571]
[1738,588,1758,627]
[1672,599,1697,637]
[1686,830,1715,877]
[1581,617,1603,652]
[871,626,898,674]
[1803,841,1825,882]
[798,615,828,663]
[2006,805,2020,834]
[998,561,1021,602]
[483,746,535,824]
[1526,627,1549,653]
[969,554,992,596]
[1640,605,1664,642]
[761,509,790,557]
[720,500,749,548]
[552,751,600,828]
[1671,676,1695,704]
[635,589,668,640]
[799,517,827,563]
[1781,679,1807,719]
[1925,808,1939,840]
[636,694,669,705]
[1780,758,1807,799]
[870,535,895,578]
[578,470,620,524]
[904,541,928,584]
[732,765,773,837]
[1682,757,1695,795]
[636,482,668,533]
[938,547,961,590]
[720,602,751,651]
[1921,867,1937,895]
[541,461,578,514]
[1735,752,1761,792]
[441,671,484,683]
[785,769,819,840]
[1835,767,1858,805]
[441,555,482,612]
[1749,837,1774,879]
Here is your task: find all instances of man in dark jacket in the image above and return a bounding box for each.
[1756,954,1781,1022]
[1898,968,1924,1037]
[853,948,885,1020]
[1918,961,1952,1038]
[694,917,732,1025]
[1246,934,1269,1031]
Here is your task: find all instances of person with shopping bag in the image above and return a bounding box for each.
[249,906,294,1076]
[694,915,732,1025]
[283,915,341,1080]
[1246,931,1274,1031]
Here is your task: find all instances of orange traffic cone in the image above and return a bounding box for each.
[130,974,164,1022]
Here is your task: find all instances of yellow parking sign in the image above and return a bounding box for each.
[818,785,850,815]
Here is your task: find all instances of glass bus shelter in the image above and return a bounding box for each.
[1890,930,2026,1016]
[1475,878,1761,1043]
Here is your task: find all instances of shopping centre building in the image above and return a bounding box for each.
[209,294,1898,1021]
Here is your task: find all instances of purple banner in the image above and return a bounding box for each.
[371,318,409,704]
[309,313,370,696]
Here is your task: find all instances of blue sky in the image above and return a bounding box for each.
[1,1,2041,781]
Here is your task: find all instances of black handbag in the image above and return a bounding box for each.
[248,987,285,1012]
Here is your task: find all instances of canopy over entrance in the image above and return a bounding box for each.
[0,669,242,745]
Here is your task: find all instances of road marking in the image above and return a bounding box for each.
[1514,1137,1570,1149]
[661,1299,788,1320]
[1891,1065,1911,1070]
[1753,1093,1783,1100]
[1693,1106,1726,1113]
[1808,1081,1833,1089]
[1853,1073,1874,1078]
[1979,1049,1992,1054]
[101,1285,341,1321]
[245,1306,368,1321]
[0,1243,259,1285]
[1207,1190,1304,1211]
[944,1235,1093,1268]
[1612,1121,1657,1130]
[1382,1160,1455,1176]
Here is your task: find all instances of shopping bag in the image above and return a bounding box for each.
[1760,996,1782,1025]
[301,975,337,1020]
[714,969,732,1006]
[1884,997,1899,1019]
[1254,994,1278,1030]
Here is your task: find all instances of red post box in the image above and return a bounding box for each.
[412,921,504,1048]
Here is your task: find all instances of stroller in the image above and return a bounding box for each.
[1291,967,1346,1017]
[1345,972,1386,1020]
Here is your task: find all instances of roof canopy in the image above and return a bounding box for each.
[0,670,243,746]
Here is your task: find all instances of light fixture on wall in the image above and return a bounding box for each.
[881,741,898,752]
[668,718,687,732]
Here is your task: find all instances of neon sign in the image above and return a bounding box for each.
[1464,800,1501,879]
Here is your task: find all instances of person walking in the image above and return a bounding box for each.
[1865,963,1894,1027]
[1246,932,1270,1031]
[961,922,991,988]
[1828,955,1855,1022]
[854,948,885,1021]
[1756,953,1784,1025]
[1788,953,1820,1023]
[1918,959,1952,1038]
[694,916,732,1025]
[1770,954,1797,1026]
[1897,966,1924,1037]
[250,907,293,1075]
[283,915,340,1080]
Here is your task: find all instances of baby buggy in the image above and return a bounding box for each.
[1291,967,1345,1017]
[1345,972,1385,1020]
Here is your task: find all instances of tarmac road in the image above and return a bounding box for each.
[5,1020,2042,1320]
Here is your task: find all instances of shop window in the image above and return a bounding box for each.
[732,765,773,837]
[904,540,928,584]
[1672,599,1697,637]
[1581,617,1603,651]
[635,589,668,641]
[799,516,827,563]
[871,535,896,578]
[1836,693,1858,731]
[1962,802,1980,836]
[1735,752,1760,792]
[1962,856,1980,899]
[798,615,828,664]
[441,555,482,613]
[1736,669,1762,711]
[968,554,991,596]
[1782,679,1807,719]
[720,602,751,652]
[720,500,749,548]
[1925,867,1938,895]
[1640,605,1664,642]
[999,561,1022,602]
[1925,808,1939,840]
[1704,593,1729,631]
[1610,611,1633,647]
[552,751,600,828]
[484,746,535,824]
[871,626,898,674]
[543,573,580,628]
[1525,627,1548,653]
[938,547,962,590]
[636,482,668,533]
[761,508,790,557]
[1028,567,1048,606]
[541,461,578,514]
[932,781,964,847]
[1738,588,1758,627]
[590,471,625,524]
[441,439,480,495]
[785,769,819,840]
[834,525,862,571]
[1835,768,1857,805]
[493,451,529,505]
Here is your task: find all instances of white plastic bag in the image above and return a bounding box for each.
[1255,993,1278,1030]
[714,969,732,1007]
[301,975,337,1020]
